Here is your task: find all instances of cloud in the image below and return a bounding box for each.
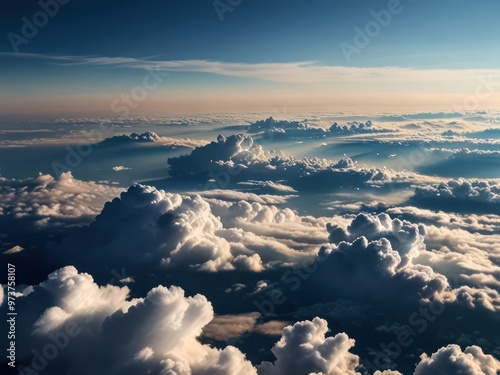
[112,165,132,172]
[3,245,23,254]
[247,117,328,139]
[258,317,361,375]
[57,184,333,274]
[412,179,500,214]
[447,128,500,140]
[202,313,260,341]
[318,235,452,305]
[329,120,388,135]
[101,131,162,144]
[327,213,427,265]
[0,172,123,231]
[246,117,390,140]
[57,184,259,273]
[4,52,500,89]
[417,148,500,178]
[453,286,500,312]
[197,189,293,205]
[166,134,437,194]
[253,321,289,336]
[8,266,256,375]
[237,180,297,193]
[413,344,500,375]
[202,313,289,341]
[100,131,208,148]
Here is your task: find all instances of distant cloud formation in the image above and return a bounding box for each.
[246,117,389,140]
[100,131,208,148]
[0,172,123,231]
[412,179,500,213]
[1,111,499,374]
[112,165,132,172]
[166,133,438,194]
[101,131,163,144]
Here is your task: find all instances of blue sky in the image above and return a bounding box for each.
[2,0,500,116]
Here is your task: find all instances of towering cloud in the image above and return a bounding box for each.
[57,184,260,272]
[57,184,333,274]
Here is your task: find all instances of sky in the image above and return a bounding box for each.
[1,3,500,375]
[2,0,500,117]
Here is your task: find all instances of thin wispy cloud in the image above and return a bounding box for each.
[3,52,500,87]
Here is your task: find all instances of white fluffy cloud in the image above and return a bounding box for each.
[258,317,360,375]
[413,344,500,375]
[58,184,257,272]
[0,172,123,229]
[319,213,452,304]
[321,213,500,310]
[58,184,335,273]
[327,213,427,265]
[11,266,256,375]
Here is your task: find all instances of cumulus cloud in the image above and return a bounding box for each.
[329,120,386,135]
[327,213,427,265]
[246,117,390,140]
[57,184,333,274]
[112,165,132,172]
[100,131,208,148]
[258,317,361,375]
[0,172,123,231]
[318,212,500,311]
[101,131,163,143]
[412,179,500,213]
[418,148,500,178]
[413,344,500,375]
[8,266,256,375]
[167,134,434,194]
[58,184,259,272]
[318,235,452,304]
